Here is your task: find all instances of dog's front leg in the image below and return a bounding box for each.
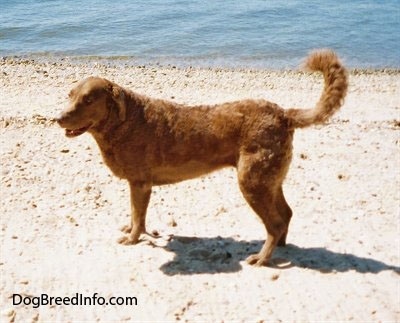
[118,181,152,245]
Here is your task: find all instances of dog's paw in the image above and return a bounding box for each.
[117,235,138,245]
[120,224,132,234]
[246,254,269,267]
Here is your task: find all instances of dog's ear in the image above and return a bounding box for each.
[108,84,126,122]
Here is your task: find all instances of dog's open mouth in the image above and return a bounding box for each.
[65,124,92,137]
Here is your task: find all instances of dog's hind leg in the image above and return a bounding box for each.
[276,186,292,246]
[118,181,152,245]
[237,157,287,266]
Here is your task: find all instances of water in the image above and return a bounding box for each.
[1,0,399,68]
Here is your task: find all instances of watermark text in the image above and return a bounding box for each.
[12,293,138,309]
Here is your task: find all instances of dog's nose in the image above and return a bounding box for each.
[55,113,67,126]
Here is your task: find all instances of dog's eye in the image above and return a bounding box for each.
[83,96,92,104]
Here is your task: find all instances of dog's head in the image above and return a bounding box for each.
[57,77,126,137]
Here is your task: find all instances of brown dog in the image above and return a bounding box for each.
[57,50,348,266]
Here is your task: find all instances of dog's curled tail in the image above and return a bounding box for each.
[285,49,348,128]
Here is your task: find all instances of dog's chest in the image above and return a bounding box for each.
[100,148,127,179]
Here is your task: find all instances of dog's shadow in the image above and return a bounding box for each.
[159,236,400,276]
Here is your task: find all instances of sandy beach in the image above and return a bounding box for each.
[1,57,399,322]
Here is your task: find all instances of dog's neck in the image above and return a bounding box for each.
[89,91,149,148]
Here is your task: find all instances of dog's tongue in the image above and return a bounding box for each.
[64,124,92,137]
[65,128,84,137]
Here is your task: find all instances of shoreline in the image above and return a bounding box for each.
[2,55,400,73]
